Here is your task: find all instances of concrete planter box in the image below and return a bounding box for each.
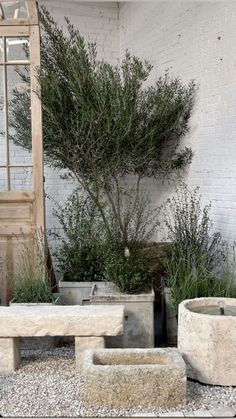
[10,295,61,350]
[83,348,186,409]
[162,286,178,346]
[86,282,154,348]
[178,297,236,386]
[59,280,104,305]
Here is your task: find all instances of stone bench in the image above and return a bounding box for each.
[0,305,124,375]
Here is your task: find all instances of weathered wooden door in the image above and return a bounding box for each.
[0,1,44,305]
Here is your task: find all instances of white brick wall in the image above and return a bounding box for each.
[3,1,236,247]
[37,1,120,235]
[119,1,236,243]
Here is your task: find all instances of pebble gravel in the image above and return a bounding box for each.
[0,346,236,417]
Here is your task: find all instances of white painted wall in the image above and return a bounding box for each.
[119,1,236,243]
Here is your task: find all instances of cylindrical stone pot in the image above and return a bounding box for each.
[178,297,236,386]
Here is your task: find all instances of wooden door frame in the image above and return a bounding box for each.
[0,1,44,232]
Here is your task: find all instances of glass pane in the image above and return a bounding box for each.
[6,37,30,62]
[2,2,28,19]
[7,65,32,164]
[0,167,6,191]
[0,66,5,164]
[0,38,3,63]
[10,167,32,190]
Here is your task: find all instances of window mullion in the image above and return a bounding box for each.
[3,36,10,190]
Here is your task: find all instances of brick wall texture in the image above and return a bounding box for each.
[6,1,236,246]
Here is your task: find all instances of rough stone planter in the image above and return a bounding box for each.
[83,348,186,409]
[86,282,154,348]
[10,294,61,350]
[59,280,104,305]
[178,297,236,386]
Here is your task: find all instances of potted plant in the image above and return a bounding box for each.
[10,230,61,349]
[162,183,236,345]
[9,9,196,347]
[84,187,160,348]
[53,191,106,304]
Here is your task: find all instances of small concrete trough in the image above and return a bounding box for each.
[83,348,186,409]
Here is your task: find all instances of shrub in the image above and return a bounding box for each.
[53,190,105,282]
[102,189,160,293]
[163,183,236,310]
[103,243,154,294]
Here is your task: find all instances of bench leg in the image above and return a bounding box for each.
[0,337,21,375]
[75,336,105,370]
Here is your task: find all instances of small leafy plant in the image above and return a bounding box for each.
[163,183,236,310]
[52,190,105,282]
[103,244,154,294]
[12,230,54,303]
[102,189,160,293]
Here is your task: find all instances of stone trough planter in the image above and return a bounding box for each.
[83,348,186,409]
[178,297,236,386]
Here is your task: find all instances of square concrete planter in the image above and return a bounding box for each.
[86,282,154,348]
[59,280,104,305]
[162,286,178,346]
[83,348,186,409]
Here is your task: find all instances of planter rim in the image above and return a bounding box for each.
[179,297,236,319]
[10,299,55,306]
[59,280,103,288]
[91,283,155,302]
[10,293,61,306]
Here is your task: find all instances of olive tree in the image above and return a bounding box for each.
[10,7,196,245]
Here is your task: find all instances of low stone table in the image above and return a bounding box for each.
[83,348,186,409]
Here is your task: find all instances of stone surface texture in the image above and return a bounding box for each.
[0,338,20,374]
[178,297,236,386]
[0,305,124,337]
[10,300,60,350]
[87,282,154,348]
[75,336,105,370]
[83,348,186,409]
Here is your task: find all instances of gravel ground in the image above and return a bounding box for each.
[0,346,236,417]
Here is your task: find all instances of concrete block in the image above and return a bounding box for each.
[159,412,185,417]
[75,336,105,370]
[185,410,213,417]
[0,338,20,375]
[83,348,186,409]
[208,407,236,417]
